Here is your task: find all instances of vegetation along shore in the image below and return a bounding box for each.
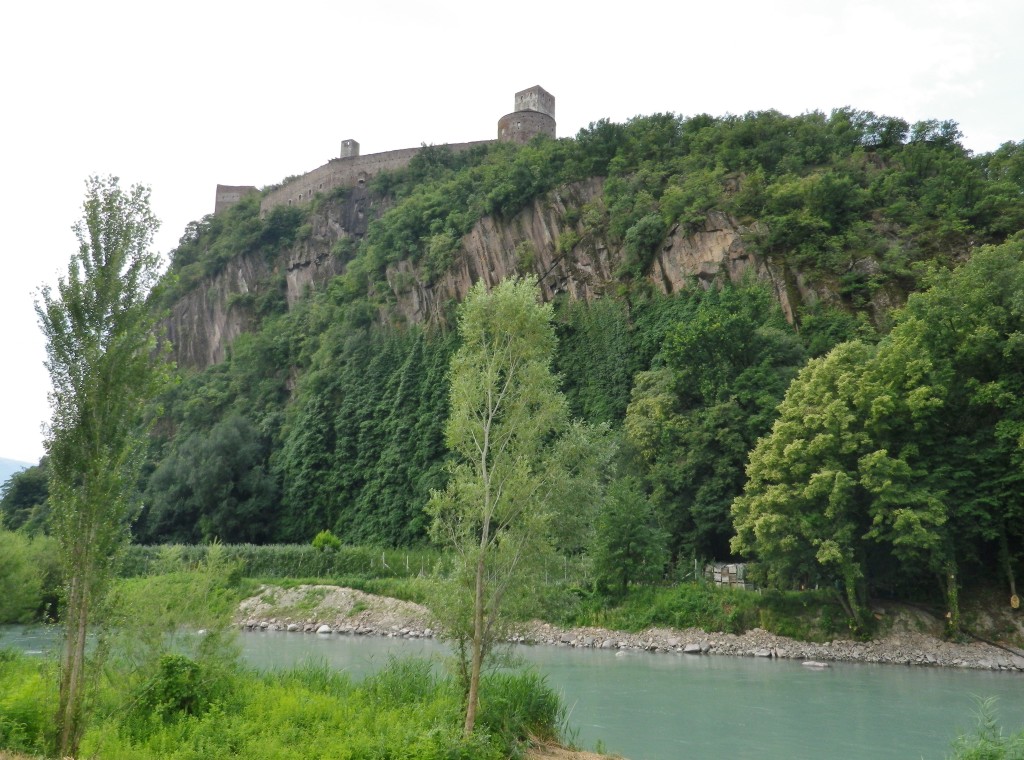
[239,583,1024,672]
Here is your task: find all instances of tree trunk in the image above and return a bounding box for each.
[841,564,868,634]
[464,551,486,736]
[944,560,960,638]
[57,572,90,758]
[999,524,1017,600]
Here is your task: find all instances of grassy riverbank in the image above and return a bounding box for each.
[0,648,569,759]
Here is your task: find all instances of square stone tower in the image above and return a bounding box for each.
[514,86,555,119]
[340,139,360,158]
[499,86,556,144]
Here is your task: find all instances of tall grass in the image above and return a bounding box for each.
[0,650,53,756]
[0,649,566,760]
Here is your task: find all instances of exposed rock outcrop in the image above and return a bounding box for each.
[164,251,273,369]
[168,178,851,370]
[166,189,374,370]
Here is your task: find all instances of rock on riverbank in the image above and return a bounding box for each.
[237,585,1024,673]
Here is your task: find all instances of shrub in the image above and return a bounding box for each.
[0,650,54,754]
[132,653,215,722]
[478,670,564,744]
[0,530,45,623]
[311,529,342,553]
[621,212,667,276]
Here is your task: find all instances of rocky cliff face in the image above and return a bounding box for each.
[168,178,843,370]
[166,187,376,369]
[165,252,273,369]
[385,178,831,327]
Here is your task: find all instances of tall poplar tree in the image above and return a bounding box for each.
[36,176,170,757]
[427,275,567,736]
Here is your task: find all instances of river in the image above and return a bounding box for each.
[3,625,1023,759]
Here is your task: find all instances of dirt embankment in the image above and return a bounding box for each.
[237,585,1024,673]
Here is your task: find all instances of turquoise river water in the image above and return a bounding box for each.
[3,625,1022,759]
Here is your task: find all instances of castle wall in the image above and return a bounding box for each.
[498,111,556,144]
[260,140,493,216]
[215,185,258,215]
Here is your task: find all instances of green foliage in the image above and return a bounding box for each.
[592,478,668,596]
[129,653,219,725]
[163,194,313,303]
[427,275,570,733]
[120,543,441,581]
[562,581,844,640]
[0,529,58,623]
[620,212,667,277]
[626,282,805,560]
[733,241,1024,633]
[544,422,619,556]
[65,656,563,760]
[142,415,278,543]
[37,175,173,757]
[0,650,54,755]
[311,529,342,553]
[477,670,564,745]
[272,324,456,546]
[0,458,49,534]
[554,297,639,425]
[949,698,1024,760]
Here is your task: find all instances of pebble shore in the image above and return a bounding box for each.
[237,585,1024,673]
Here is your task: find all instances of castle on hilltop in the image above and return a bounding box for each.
[215,86,556,216]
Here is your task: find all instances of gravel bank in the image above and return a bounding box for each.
[237,585,1024,673]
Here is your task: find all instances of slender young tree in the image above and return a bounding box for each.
[36,176,170,757]
[427,275,567,736]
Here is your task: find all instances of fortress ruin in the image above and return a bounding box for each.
[214,86,557,216]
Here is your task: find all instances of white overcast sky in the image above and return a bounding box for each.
[1,0,1022,464]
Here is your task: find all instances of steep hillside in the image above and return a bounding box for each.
[137,109,1024,583]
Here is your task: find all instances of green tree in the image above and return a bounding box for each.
[0,458,49,533]
[732,242,1024,634]
[427,276,567,736]
[143,415,277,543]
[626,284,804,561]
[592,477,668,596]
[36,176,170,756]
[731,341,877,630]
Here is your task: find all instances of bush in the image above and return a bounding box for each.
[621,212,667,276]
[0,530,48,623]
[128,653,220,726]
[311,529,341,553]
[0,650,54,754]
[478,670,564,744]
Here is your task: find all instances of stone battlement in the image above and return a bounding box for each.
[216,86,556,216]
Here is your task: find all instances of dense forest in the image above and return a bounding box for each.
[4,108,1024,625]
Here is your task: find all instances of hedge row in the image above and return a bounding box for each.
[119,544,442,580]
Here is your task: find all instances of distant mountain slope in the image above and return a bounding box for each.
[0,457,32,487]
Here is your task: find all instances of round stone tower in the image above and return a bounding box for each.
[498,85,556,144]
